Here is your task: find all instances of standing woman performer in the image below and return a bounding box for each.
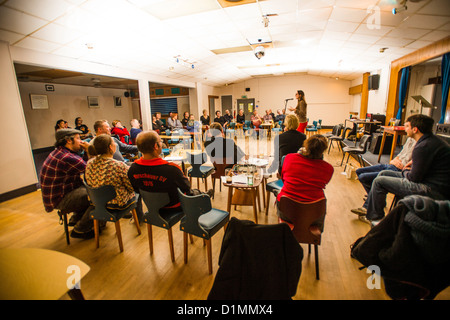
[289,90,308,133]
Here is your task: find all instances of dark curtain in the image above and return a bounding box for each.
[396,66,410,120]
[439,52,450,124]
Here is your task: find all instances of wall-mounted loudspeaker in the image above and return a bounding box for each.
[368,74,380,90]
[245,88,250,92]
[124,91,130,97]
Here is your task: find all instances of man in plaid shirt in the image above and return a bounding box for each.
[40,128,94,239]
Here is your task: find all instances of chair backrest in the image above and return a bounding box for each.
[278,196,327,245]
[82,178,117,221]
[139,190,173,228]
[341,127,351,138]
[312,121,318,128]
[358,134,371,151]
[177,188,212,238]
[186,152,207,175]
[211,160,234,179]
[317,119,322,128]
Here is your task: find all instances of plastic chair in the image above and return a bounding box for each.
[83,180,141,252]
[278,196,327,280]
[306,121,318,137]
[186,152,214,191]
[328,125,351,154]
[341,134,371,171]
[225,122,236,139]
[243,120,252,131]
[139,190,185,262]
[177,188,230,274]
[265,179,284,216]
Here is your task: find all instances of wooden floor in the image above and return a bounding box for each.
[1,133,449,300]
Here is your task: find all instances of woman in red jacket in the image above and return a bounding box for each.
[277,134,334,204]
[111,120,131,144]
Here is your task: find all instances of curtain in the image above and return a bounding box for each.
[439,52,450,124]
[396,66,410,120]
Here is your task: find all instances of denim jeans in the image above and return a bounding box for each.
[356,164,400,208]
[366,170,432,221]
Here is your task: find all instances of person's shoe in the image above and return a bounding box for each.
[370,219,381,228]
[358,215,372,225]
[351,207,367,216]
[206,189,214,198]
[70,229,95,239]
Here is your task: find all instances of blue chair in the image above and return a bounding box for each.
[177,188,230,274]
[162,148,170,156]
[186,152,214,192]
[306,121,318,137]
[225,122,236,139]
[243,120,252,131]
[82,179,141,252]
[139,190,185,262]
[265,179,284,215]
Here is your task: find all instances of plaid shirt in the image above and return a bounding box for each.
[39,146,86,212]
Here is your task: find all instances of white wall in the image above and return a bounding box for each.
[215,75,352,126]
[19,81,137,149]
[0,41,38,194]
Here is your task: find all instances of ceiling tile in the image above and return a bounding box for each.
[0,7,48,34]
[31,23,83,44]
[5,0,75,21]
[15,36,61,52]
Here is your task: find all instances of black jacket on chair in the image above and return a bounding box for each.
[351,195,450,299]
[208,218,303,300]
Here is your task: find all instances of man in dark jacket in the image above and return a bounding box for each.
[365,114,450,224]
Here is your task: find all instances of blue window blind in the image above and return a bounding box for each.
[150,98,178,115]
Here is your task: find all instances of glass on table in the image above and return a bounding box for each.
[225,168,233,183]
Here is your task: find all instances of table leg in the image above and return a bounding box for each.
[251,188,258,224]
[390,132,398,161]
[377,132,387,163]
[227,186,233,214]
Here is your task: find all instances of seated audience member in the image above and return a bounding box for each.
[214,110,227,128]
[251,110,262,128]
[277,134,334,205]
[200,109,210,126]
[274,109,285,126]
[130,119,143,143]
[236,109,245,124]
[55,119,67,131]
[181,111,190,128]
[204,122,245,165]
[351,137,416,216]
[127,131,213,213]
[267,114,306,174]
[269,109,276,121]
[75,117,92,139]
[93,120,138,162]
[39,128,94,239]
[364,114,450,225]
[167,113,183,130]
[186,114,196,132]
[153,112,167,132]
[223,109,233,128]
[111,120,131,144]
[263,110,273,122]
[85,134,139,220]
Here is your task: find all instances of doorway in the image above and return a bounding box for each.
[237,98,256,119]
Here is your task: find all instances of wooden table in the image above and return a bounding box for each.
[377,126,407,162]
[0,248,90,300]
[223,168,263,224]
[261,122,274,138]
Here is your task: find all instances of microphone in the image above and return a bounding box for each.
[285,98,294,101]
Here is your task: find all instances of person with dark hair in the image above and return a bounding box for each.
[75,117,91,139]
[363,114,450,226]
[55,119,67,131]
[288,90,308,133]
[214,110,226,127]
[39,128,94,239]
[200,109,210,126]
[85,134,137,213]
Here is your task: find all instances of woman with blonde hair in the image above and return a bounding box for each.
[85,134,138,214]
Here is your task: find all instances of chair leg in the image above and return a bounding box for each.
[147,224,153,255]
[340,152,346,166]
[315,245,320,280]
[168,228,175,262]
[204,176,208,191]
[115,220,124,252]
[206,238,212,274]
[94,219,100,249]
[265,191,270,216]
[62,212,70,245]
[131,209,141,235]
[212,178,216,199]
[183,232,188,264]
[344,153,350,171]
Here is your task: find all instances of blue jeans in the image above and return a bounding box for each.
[356,164,400,208]
[366,170,433,221]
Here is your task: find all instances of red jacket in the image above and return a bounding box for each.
[277,153,333,203]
